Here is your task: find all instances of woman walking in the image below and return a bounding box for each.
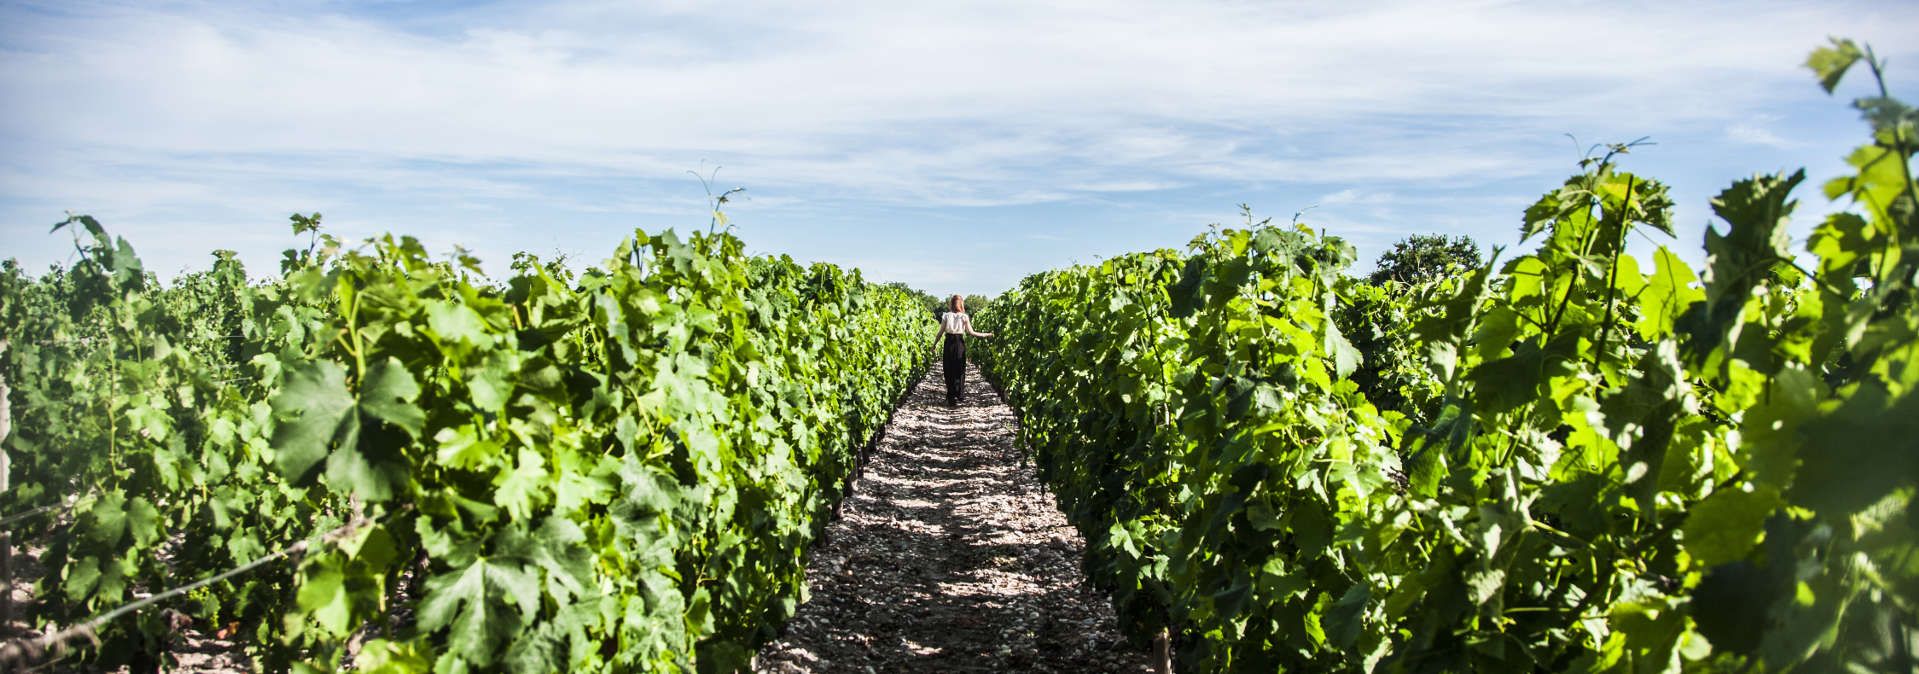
[936,295,993,406]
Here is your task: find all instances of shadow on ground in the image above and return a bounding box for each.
[755,360,1153,674]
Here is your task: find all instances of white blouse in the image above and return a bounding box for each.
[940,311,973,335]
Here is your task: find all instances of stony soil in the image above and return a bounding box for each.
[0,533,251,673]
[755,361,1153,674]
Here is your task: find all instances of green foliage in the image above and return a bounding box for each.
[978,224,1386,670]
[2,215,327,669]
[1337,235,1485,421]
[2,215,930,671]
[978,39,1919,673]
[1367,233,1483,286]
[1333,278,1452,424]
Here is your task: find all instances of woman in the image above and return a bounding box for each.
[935,294,993,406]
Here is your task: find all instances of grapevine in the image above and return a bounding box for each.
[1,216,933,672]
[976,38,1918,672]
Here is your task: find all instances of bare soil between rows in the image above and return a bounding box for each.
[755,360,1153,674]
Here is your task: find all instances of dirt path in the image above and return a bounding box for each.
[755,360,1154,674]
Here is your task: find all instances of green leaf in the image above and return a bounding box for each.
[494,448,551,520]
[418,557,540,667]
[427,301,492,348]
[64,556,102,602]
[273,361,358,481]
[297,560,355,637]
[1402,401,1473,497]
[1682,486,1782,566]
[325,440,398,501]
[1466,567,1505,606]
[1681,171,1805,366]
[354,639,433,674]
[1325,317,1362,380]
[1854,95,1916,137]
[1170,256,1207,319]
[361,357,425,438]
[501,516,595,604]
[125,496,162,548]
[1638,248,1701,340]
[83,493,129,547]
[1807,212,1874,286]
[467,357,514,412]
[435,426,502,471]
[1324,584,1370,649]
[1805,37,1864,93]
[1470,343,1546,415]
[1707,171,1803,271]
[1791,383,1919,516]
[553,469,613,516]
[418,560,521,672]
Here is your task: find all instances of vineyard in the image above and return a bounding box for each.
[0,38,1913,673]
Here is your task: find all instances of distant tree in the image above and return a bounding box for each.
[927,292,994,317]
[963,294,993,315]
[1367,234,1482,285]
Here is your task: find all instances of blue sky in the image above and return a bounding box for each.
[2,1,1916,295]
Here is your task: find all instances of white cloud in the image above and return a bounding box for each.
[1065,181,1178,193]
[6,1,1913,194]
[2,0,1913,288]
[1318,189,1396,207]
[1726,121,1796,148]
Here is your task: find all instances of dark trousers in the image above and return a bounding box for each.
[942,333,966,403]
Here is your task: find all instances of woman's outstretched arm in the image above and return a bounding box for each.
[964,315,993,338]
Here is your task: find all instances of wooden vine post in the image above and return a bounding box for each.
[1153,627,1172,674]
[1,339,12,627]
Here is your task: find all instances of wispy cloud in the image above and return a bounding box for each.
[1725,121,1797,148]
[1318,189,1396,207]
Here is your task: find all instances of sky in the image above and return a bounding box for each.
[1,0,1916,295]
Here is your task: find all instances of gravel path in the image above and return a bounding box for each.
[755,360,1154,674]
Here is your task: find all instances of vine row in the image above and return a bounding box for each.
[1,215,933,672]
[976,38,1917,672]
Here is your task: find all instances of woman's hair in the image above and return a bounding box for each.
[950,294,965,312]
